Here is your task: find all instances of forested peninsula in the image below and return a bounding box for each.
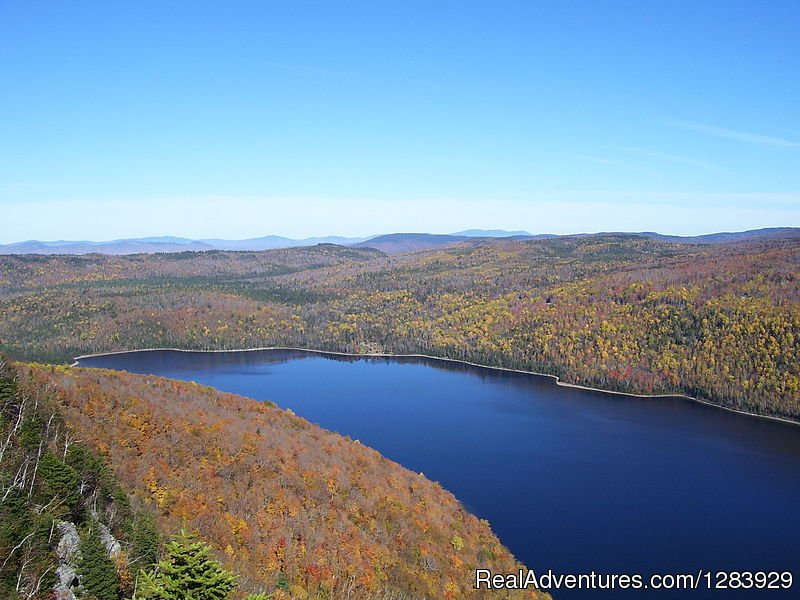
[1,359,546,599]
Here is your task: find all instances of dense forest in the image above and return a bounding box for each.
[1,233,797,420]
[2,360,546,600]
[0,358,160,599]
[1,234,798,420]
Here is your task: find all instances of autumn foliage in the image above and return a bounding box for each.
[1,234,798,419]
[17,363,547,599]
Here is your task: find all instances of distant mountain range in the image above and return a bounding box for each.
[0,230,529,255]
[0,238,214,255]
[0,228,796,255]
[0,234,370,255]
[611,228,799,244]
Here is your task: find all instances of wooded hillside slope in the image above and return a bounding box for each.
[1,233,798,420]
[0,359,160,600]
[16,363,546,600]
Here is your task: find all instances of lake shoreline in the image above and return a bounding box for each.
[72,345,800,428]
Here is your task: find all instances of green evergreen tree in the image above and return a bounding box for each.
[38,451,79,511]
[77,524,119,600]
[0,488,32,595]
[130,512,159,571]
[136,530,237,600]
[66,443,108,489]
[0,374,16,407]
[19,414,43,451]
[275,572,289,591]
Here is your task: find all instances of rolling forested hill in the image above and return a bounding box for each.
[0,233,798,420]
[3,361,545,600]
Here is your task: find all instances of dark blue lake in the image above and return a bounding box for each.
[77,349,800,599]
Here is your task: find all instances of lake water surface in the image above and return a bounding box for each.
[77,349,800,599]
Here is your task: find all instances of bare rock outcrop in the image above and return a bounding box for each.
[53,521,80,600]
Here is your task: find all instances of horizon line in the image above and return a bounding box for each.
[2,225,799,247]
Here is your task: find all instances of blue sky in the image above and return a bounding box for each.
[1,1,798,242]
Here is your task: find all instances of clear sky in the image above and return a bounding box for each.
[1,1,798,242]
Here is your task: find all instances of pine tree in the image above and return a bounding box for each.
[130,512,159,571]
[135,530,237,600]
[77,524,119,600]
[38,451,79,511]
[0,372,16,406]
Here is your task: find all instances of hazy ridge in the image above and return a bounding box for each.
[3,227,795,255]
